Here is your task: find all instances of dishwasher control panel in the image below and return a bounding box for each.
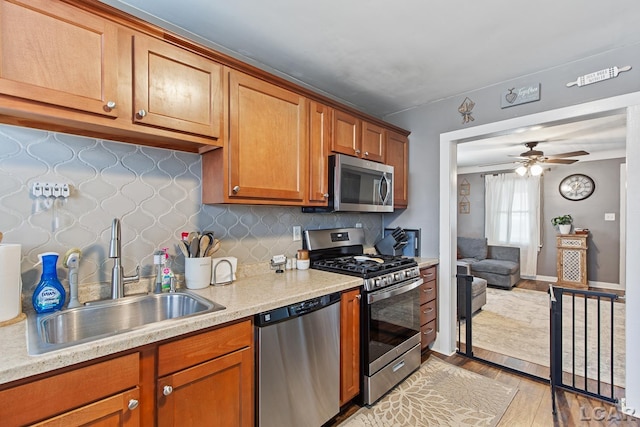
[255,292,341,326]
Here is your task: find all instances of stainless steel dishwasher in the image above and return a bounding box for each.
[256,292,341,427]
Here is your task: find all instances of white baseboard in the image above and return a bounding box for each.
[526,275,621,290]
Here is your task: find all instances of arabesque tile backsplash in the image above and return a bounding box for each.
[0,124,382,301]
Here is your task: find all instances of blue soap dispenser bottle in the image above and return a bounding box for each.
[32,252,66,313]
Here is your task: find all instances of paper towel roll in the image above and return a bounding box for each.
[0,244,22,323]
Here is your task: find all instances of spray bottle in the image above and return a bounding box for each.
[32,252,66,313]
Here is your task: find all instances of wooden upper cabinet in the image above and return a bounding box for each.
[132,34,223,138]
[308,101,332,205]
[0,0,119,118]
[361,121,385,162]
[386,130,409,208]
[332,110,361,157]
[225,70,307,203]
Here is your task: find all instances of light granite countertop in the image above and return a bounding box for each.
[0,257,438,386]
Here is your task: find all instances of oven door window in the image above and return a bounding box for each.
[365,281,421,369]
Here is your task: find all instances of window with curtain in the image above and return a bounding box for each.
[484,173,541,277]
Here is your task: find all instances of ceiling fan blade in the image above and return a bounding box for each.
[546,150,589,159]
[542,158,579,164]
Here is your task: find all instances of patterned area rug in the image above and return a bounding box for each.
[340,357,516,427]
[459,287,626,387]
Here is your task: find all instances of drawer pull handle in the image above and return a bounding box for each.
[423,273,435,280]
[423,288,433,293]
[423,307,434,314]
[128,399,139,411]
[163,385,173,396]
[423,328,435,335]
[392,360,405,372]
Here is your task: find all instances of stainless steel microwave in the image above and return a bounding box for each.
[303,154,394,213]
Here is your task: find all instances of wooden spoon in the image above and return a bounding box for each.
[178,240,190,258]
[206,239,221,256]
[199,234,211,258]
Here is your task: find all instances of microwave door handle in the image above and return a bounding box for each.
[379,174,391,205]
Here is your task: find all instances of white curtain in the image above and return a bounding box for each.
[485,173,541,277]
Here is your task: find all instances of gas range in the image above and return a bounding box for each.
[312,255,419,291]
[305,228,419,291]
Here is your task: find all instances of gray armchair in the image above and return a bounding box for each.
[457,237,520,289]
[457,262,487,318]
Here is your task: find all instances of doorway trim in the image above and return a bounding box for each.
[436,92,640,411]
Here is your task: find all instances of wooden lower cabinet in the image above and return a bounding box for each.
[419,266,438,350]
[157,348,253,427]
[0,353,141,426]
[340,288,361,405]
[157,320,253,427]
[0,321,253,427]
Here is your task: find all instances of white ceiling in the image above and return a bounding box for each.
[456,113,627,174]
[101,0,640,118]
[101,0,635,169]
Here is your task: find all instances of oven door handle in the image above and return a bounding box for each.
[367,278,424,304]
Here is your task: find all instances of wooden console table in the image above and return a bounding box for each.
[556,234,588,289]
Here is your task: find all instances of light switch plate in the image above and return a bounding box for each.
[292,226,301,241]
[605,213,616,221]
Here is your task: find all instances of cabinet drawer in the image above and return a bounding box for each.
[420,280,437,305]
[420,266,437,283]
[421,320,437,349]
[0,353,139,426]
[158,320,252,376]
[420,299,437,326]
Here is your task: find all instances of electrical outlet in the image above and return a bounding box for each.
[605,213,616,221]
[292,226,301,241]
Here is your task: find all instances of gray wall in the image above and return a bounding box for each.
[0,124,383,298]
[457,157,624,284]
[383,43,640,257]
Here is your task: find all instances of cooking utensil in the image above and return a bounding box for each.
[199,234,211,258]
[354,255,384,264]
[206,239,221,256]
[190,236,200,258]
[178,240,190,258]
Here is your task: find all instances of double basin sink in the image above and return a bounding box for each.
[27,291,225,355]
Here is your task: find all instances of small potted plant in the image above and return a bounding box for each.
[551,214,573,234]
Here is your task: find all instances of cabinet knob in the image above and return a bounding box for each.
[355,294,362,301]
[355,149,361,154]
[232,185,240,194]
[137,109,147,119]
[323,193,329,198]
[128,399,139,410]
[163,385,173,396]
[105,101,116,111]
[364,151,369,156]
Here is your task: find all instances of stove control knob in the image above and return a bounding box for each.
[380,277,387,287]
[374,278,381,288]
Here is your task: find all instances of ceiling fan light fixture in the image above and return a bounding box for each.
[530,164,544,176]
[515,165,528,176]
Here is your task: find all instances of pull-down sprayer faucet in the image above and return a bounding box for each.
[109,218,140,299]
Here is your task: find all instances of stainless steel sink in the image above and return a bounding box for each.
[27,291,225,355]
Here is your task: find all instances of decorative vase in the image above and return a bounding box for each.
[559,224,571,234]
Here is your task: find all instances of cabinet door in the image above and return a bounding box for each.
[133,34,223,138]
[228,70,307,203]
[0,0,119,117]
[361,121,385,163]
[386,130,409,208]
[340,288,361,405]
[0,353,139,426]
[157,347,253,427]
[32,388,140,427]
[308,101,331,205]
[332,110,361,157]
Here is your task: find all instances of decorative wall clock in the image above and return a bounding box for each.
[559,174,595,201]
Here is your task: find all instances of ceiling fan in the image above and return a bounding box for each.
[510,141,589,176]
[511,141,589,165]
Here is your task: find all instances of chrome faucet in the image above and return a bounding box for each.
[109,218,140,299]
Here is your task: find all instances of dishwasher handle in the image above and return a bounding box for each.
[255,292,341,327]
